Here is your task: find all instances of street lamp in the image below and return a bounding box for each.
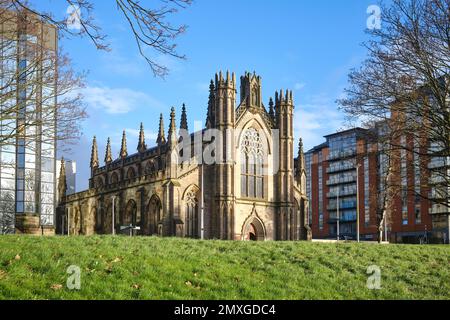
[200,164,204,240]
[67,207,70,236]
[111,195,116,235]
[356,164,361,243]
[337,187,340,241]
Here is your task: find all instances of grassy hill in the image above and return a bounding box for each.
[0,236,449,300]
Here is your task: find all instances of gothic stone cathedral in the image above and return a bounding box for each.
[57,72,310,241]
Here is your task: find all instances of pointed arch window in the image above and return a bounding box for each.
[126,167,136,180]
[185,189,199,238]
[110,172,119,184]
[241,128,264,199]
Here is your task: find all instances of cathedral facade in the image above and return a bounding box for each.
[57,71,310,241]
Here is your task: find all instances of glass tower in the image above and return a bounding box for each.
[0,12,57,234]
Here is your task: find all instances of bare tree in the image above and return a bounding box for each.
[0,192,14,233]
[8,0,192,77]
[1,5,87,151]
[338,0,450,241]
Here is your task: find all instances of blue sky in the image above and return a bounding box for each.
[38,0,379,191]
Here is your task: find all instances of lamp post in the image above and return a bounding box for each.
[111,195,116,235]
[384,214,387,242]
[356,164,361,243]
[67,208,70,236]
[337,188,340,241]
[200,164,204,240]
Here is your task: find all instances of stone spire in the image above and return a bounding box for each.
[240,71,262,108]
[298,138,305,169]
[156,113,166,146]
[268,97,275,121]
[58,157,67,204]
[179,103,188,133]
[120,130,128,159]
[137,122,147,153]
[105,137,112,164]
[296,138,306,181]
[168,107,177,145]
[90,136,99,169]
[206,80,215,128]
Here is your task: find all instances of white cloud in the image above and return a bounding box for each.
[294,82,306,91]
[294,94,346,151]
[99,41,146,76]
[122,128,158,140]
[82,86,165,114]
[195,82,210,93]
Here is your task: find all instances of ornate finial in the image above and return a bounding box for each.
[298,138,304,156]
[296,137,306,179]
[169,107,176,133]
[58,157,67,204]
[168,107,178,147]
[90,136,99,169]
[268,97,275,120]
[157,113,166,146]
[59,157,66,180]
[168,107,177,144]
[206,80,215,128]
[180,103,188,132]
[105,137,113,164]
[137,122,147,153]
[120,130,128,159]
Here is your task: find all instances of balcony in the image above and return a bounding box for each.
[326,175,357,186]
[327,201,357,211]
[328,213,357,223]
[327,149,356,161]
[327,189,357,198]
[326,165,355,174]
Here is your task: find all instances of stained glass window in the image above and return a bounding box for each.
[240,128,264,199]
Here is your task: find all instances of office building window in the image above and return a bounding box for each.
[364,156,370,226]
[400,137,408,225]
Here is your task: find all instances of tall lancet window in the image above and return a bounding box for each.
[185,189,199,238]
[241,128,264,199]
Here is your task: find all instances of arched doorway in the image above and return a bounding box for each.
[242,217,266,241]
[95,206,105,234]
[144,195,162,235]
[245,223,257,241]
[124,200,137,226]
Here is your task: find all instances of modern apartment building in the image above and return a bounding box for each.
[0,10,58,234]
[305,127,447,243]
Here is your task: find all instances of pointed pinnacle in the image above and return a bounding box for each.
[90,136,99,168]
[105,137,112,163]
[120,130,128,159]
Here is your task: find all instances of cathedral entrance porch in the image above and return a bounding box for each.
[242,216,266,241]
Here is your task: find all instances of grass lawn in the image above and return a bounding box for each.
[0,235,449,300]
